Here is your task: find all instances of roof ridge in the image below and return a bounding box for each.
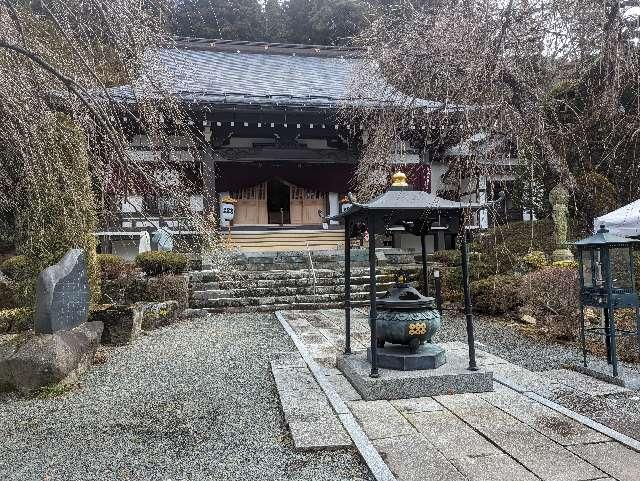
[168,37,365,58]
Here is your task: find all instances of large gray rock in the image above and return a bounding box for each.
[35,249,91,334]
[0,321,103,393]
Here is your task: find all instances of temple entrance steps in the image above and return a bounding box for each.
[221,229,345,252]
[190,249,423,313]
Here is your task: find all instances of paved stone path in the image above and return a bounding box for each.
[279,309,640,481]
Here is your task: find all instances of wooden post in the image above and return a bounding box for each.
[202,145,216,219]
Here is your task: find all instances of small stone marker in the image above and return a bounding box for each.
[34,249,91,334]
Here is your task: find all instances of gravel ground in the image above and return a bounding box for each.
[435,310,638,372]
[0,313,373,481]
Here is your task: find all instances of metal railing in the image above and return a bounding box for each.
[306,241,318,295]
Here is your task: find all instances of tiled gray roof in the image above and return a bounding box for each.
[111,44,439,109]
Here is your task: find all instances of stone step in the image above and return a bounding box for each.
[190,266,422,283]
[191,282,395,300]
[271,355,352,450]
[201,300,368,313]
[191,282,394,300]
[190,275,406,291]
[190,290,375,309]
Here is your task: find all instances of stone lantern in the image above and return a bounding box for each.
[575,225,640,377]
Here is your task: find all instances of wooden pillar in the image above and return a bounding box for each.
[344,216,352,355]
[368,213,379,378]
[202,145,216,219]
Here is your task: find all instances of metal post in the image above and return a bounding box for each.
[368,214,379,378]
[603,248,619,377]
[461,226,478,371]
[604,308,613,364]
[344,217,352,355]
[580,303,587,367]
[421,234,429,296]
[609,306,619,377]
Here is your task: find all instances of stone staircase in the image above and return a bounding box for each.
[190,248,422,313]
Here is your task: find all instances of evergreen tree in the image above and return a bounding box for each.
[263,0,289,42]
[173,0,264,41]
[309,0,365,45]
[283,0,315,43]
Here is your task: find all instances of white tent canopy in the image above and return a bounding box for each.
[594,199,640,237]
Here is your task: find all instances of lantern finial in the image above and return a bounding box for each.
[391,171,408,187]
[597,224,609,234]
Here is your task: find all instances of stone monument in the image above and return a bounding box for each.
[549,183,575,262]
[34,249,91,334]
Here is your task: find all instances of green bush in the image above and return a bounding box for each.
[472,219,560,273]
[135,251,188,277]
[429,249,461,267]
[521,251,548,271]
[0,255,32,281]
[97,254,132,280]
[0,307,33,333]
[100,273,188,307]
[471,275,522,315]
[145,275,189,308]
[0,280,18,309]
[435,252,497,302]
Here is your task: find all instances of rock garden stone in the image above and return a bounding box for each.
[0,321,103,393]
[134,301,181,330]
[90,305,142,345]
[34,249,91,334]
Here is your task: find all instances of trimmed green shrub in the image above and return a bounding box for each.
[0,280,18,309]
[521,251,548,271]
[0,307,33,333]
[145,275,189,308]
[0,255,31,281]
[429,249,461,267]
[100,273,188,307]
[519,267,580,340]
[471,275,522,315]
[97,254,132,280]
[135,251,188,277]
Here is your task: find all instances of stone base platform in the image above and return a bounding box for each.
[367,343,446,370]
[338,349,493,401]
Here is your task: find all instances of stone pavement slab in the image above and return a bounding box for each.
[390,396,443,414]
[450,453,539,481]
[322,367,362,401]
[406,410,501,459]
[569,441,640,481]
[373,434,465,481]
[348,400,416,440]
[288,418,353,451]
[271,359,351,450]
[480,384,610,446]
[507,442,606,481]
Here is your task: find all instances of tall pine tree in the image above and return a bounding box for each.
[173,0,264,40]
